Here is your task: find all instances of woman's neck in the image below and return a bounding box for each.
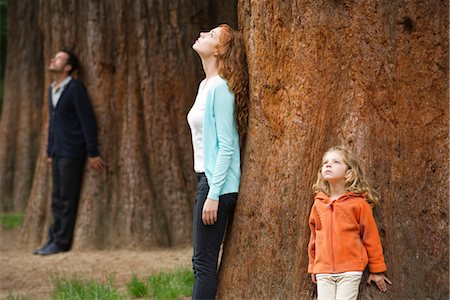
[328,182,346,201]
[201,56,219,80]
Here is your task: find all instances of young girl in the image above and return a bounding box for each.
[188,24,248,300]
[308,146,392,300]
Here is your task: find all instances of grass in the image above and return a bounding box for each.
[0,213,24,229]
[52,276,123,300]
[126,268,194,299]
[51,268,194,300]
[146,269,194,300]
[126,274,149,298]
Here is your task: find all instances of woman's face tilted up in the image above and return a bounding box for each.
[192,27,223,58]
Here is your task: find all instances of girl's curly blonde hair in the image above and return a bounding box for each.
[312,145,380,206]
[215,24,249,137]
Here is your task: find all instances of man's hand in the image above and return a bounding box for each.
[202,198,219,225]
[367,273,392,292]
[88,156,105,172]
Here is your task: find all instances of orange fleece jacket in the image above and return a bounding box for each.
[308,192,387,274]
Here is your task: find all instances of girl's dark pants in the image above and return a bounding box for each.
[191,173,237,300]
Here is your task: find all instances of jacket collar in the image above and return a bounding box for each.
[49,78,74,110]
[51,75,72,91]
[315,191,363,204]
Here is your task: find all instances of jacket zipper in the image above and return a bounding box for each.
[329,201,336,273]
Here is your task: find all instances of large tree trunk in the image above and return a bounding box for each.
[0,0,43,212]
[3,0,448,297]
[18,0,237,249]
[218,1,448,299]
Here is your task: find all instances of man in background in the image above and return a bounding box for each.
[33,48,104,255]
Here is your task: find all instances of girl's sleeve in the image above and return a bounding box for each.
[360,202,387,273]
[207,83,236,200]
[308,205,317,273]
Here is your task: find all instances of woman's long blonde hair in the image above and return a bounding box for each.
[312,146,380,206]
[215,24,249,137]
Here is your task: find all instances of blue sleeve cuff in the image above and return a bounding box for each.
[207,190,220,201]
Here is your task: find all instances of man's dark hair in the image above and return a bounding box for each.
[61,47,79,75]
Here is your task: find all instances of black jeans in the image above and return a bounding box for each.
[192,173,237,300]
[48,156,85,250]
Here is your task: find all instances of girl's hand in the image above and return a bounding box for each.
[367,273,392,292]
[311,274,317,284]
[202,198,219,225]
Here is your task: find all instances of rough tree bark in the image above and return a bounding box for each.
[0,0,239,214]
[17,0,236,249]
[2,0,447,298]
[218,1,448,299]
[0,0,43,212]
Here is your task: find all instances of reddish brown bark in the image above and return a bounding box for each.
[0,0,43,212]
[16,0,237,249]
[2,0,448,298]
[218,1,448,299]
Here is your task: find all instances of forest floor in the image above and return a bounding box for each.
[0,229,193,299]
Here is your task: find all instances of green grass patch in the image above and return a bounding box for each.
[51,268,194,300]
[52,276,123,300]
[127,274,148,298]
[0,213,24,229]
[146,268,194,300]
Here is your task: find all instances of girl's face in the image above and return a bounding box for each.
[321,151,350,184]
[192,27,223,57]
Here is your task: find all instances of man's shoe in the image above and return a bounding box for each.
[32,242,51,255]
[32,247,42,255]
[38,243,64,255]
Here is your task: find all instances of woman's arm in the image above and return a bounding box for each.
[202,82,236,225]
[207,82,236,200]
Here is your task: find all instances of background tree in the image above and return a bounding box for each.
[0,0,7,113]
[0,0,43,212]
[218,1,448,299]
[1,0,448,298]
[1,0,237,249]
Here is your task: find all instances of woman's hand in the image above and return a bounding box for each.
[202,198,219,225]
[311,274,317,284]
[367,273,392,292]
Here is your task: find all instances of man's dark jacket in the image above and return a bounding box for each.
[47,79,99,158]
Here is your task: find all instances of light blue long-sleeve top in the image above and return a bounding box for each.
[203,76,241,200]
